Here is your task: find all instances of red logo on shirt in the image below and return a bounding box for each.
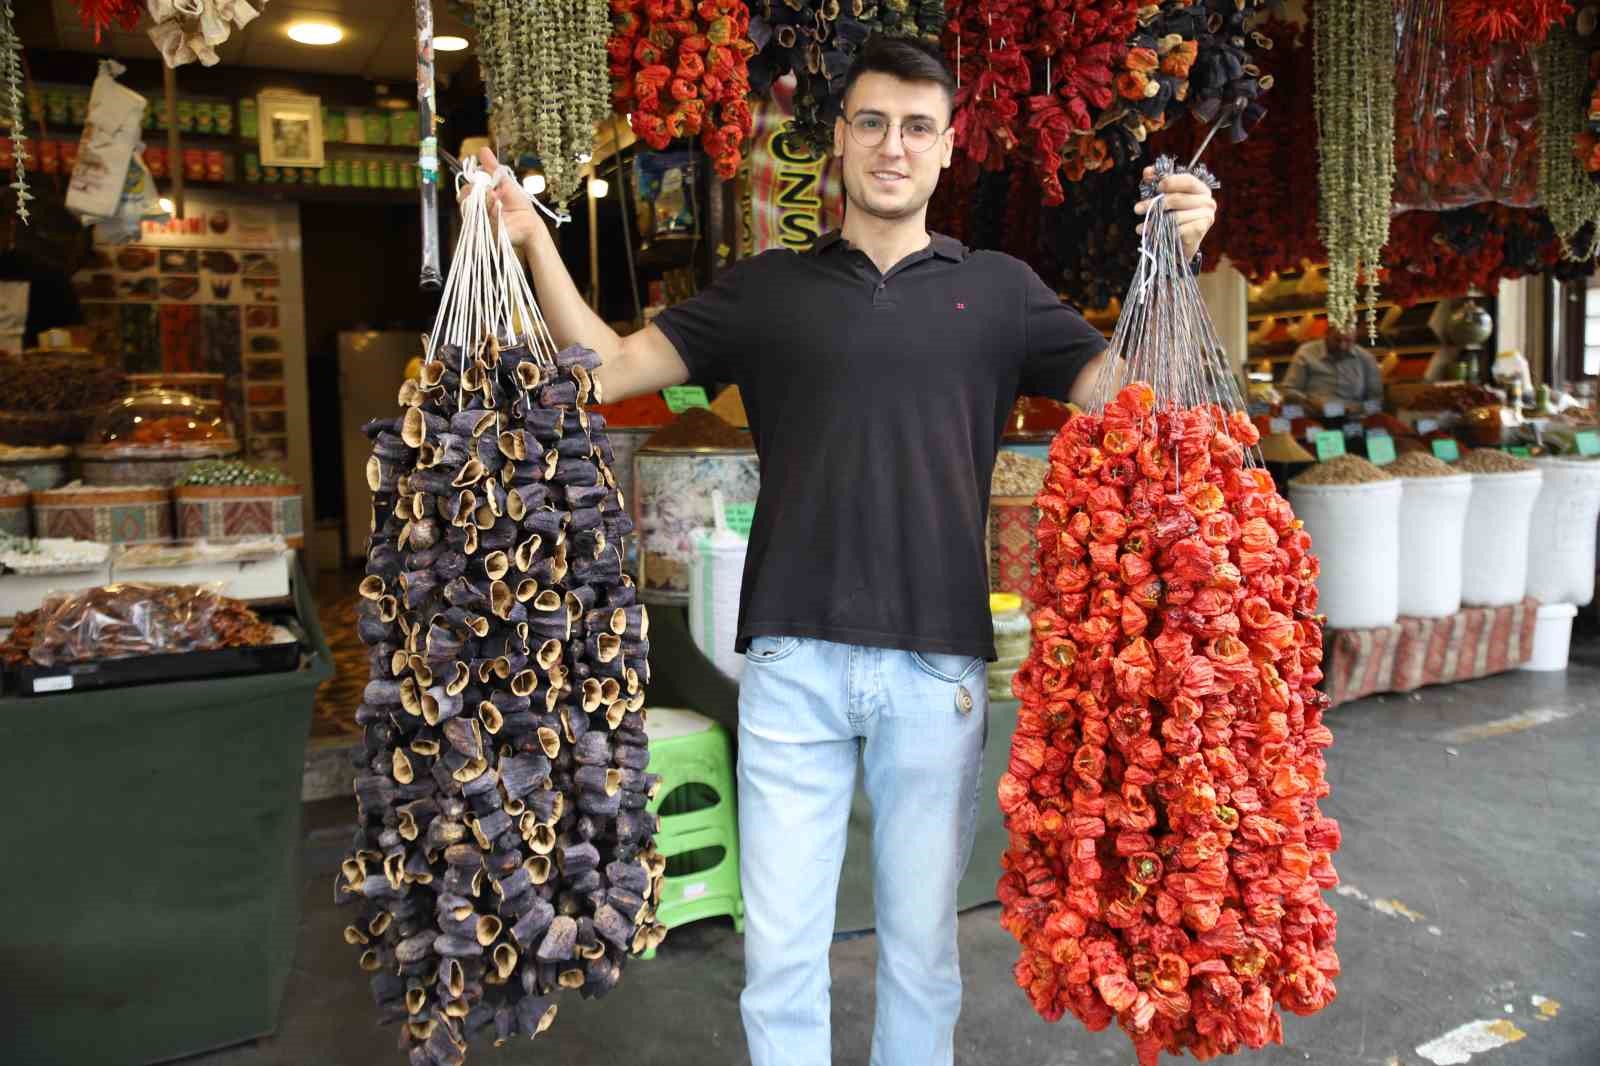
[955,302,966,310]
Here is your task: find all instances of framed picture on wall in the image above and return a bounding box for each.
[257,91,325,168]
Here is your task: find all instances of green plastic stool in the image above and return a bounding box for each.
[640,708,744,957]
[646,707,738,838]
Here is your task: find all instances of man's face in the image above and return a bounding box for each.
[833,72,954,224]
[1326,325,1351,353]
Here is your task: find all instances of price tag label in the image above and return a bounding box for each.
[1366,434,1397,466]
[32,675,73,694]
[1364,400,1384,415]
[1314,430,1346,462]
[1322,401,1347,418]
[1282,405,1305,420]
[1577,430,1600,457]
[1268,418,1291,434]
[1431,438,1461,462]
[1416,419,1440,436]
[1507,446,1533,458]
[663,386,710,413]
[723,502,755,537]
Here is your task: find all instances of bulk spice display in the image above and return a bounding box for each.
[608,0,757,179]
[476,0,612,201]
[1313,0,1395,336]
[745,0,946,159]
[340,165,663,1064]
[998,162,1339,1064]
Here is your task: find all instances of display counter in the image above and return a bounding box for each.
[0,560,333,1066]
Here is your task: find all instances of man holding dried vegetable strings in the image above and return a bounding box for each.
[474,35,1217,1066]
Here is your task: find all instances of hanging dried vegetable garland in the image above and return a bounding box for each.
[608,0,757,179]
[1554,11,1600,257]
[342,171,663,1064]
[1174,15,1321,281]
[1446,0,1572,48]
[1313,0,1395,335]
[476,0,612,202]
[746,0,947,159]
[71,0,143,42]
[1001,185,1339,1061]
[1383,203,1594,305]
[943,2,1273,207]
[0,0,27,224]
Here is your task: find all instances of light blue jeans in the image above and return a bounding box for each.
[736,636,990,1066]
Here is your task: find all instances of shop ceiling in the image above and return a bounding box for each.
[36,0,477,81]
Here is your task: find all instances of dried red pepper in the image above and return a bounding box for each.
[1000,382,1340,1063]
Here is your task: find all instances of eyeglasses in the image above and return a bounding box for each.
[846,113,945,154]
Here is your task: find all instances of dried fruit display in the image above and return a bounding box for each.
[7,583,276,667]
[339,166,663,1064]
[998,159,1339,1064]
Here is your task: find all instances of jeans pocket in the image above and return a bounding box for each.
[745,635,800,665]
[909,649,983,684]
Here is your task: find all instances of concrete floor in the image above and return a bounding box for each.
[185,644,1600,1066]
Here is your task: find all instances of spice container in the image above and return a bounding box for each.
[1457,450,1542,607]
[633,409,758,604]
[32,484,174,545]
[1391,453,1472,618]
[172,460,304,548]
[0,477,29,537]
[988,451,1049,600]
[1524,457,1600,606]
[1290,457,1402,629]
[0,444,71,492]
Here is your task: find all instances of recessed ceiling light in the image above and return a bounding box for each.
[158,197,174,214]
[434,35,469,52]
[287,21,343,46]
[588,177,609,199]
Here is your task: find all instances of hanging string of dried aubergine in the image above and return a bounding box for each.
[745,0,947,159]
[343,161,663,1066]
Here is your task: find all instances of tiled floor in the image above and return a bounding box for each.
[191,639,1600,1066]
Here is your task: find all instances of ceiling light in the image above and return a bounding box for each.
[522,174,546,197]
[588,177,609,199]
[158,197,174,214]
[434,35,469,52]
[287,21,343,46]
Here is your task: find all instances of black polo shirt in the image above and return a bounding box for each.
[653,230,1106,660]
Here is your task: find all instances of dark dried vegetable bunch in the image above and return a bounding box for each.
[746,0,948,158]
[1075,0,1274,183]
[342,329,664,1065]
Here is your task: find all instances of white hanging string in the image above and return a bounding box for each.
[1092,157,1259,469]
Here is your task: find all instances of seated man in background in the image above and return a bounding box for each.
[1282,321,1385,409]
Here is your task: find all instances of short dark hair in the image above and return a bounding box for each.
[840,35,957,115]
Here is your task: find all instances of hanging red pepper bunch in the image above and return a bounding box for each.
[609,0,758,178]
[72,0,143,42]
[1382,203,1595,304]
[1445,0,1572,49]
[1000,382,1340,1064]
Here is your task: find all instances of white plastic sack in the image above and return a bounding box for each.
[66,61,146,221]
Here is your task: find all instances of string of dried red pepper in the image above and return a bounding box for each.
[608,0,758,179]
[1001,381,1340,1063]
